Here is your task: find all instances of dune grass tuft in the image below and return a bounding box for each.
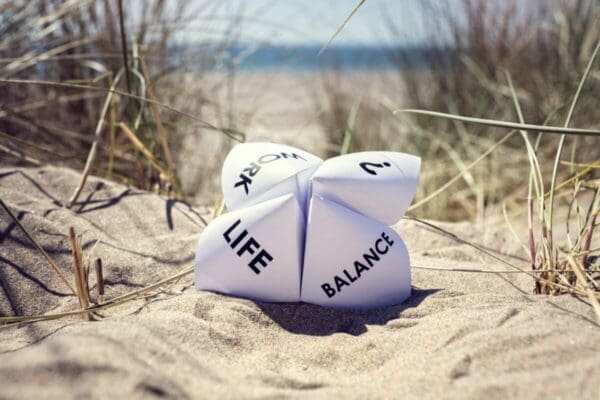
[0,0,598,326]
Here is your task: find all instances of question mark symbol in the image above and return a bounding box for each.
[359,161,392,175]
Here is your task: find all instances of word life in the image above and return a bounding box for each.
[234,152,308,195]
[321,231,395,298]
[223,219,273,274]
[359,161,392,176]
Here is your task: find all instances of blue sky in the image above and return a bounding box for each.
[182,0,454,46]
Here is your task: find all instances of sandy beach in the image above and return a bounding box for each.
[2,0,599,398]
[1,166,598,399]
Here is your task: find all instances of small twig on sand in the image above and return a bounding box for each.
[1,266,194,326]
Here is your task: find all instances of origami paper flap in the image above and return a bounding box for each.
[301,195,411,308]
[230,163,321,216]
[311,151,421,225]
[221,142,323,211]
[195,194,304,302]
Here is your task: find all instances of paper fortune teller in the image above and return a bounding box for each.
[195,142,421,308]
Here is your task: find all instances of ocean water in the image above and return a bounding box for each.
[179,44,448,72]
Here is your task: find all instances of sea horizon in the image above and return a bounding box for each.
[172,43,452,72]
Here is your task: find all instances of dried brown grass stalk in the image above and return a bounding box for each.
[0,78,246,141]
[1,0,239,199]
[406,217,592,298]
[66,70,124,208]
[0,143,42,166]
[0,266,194,326]
[94,258,105,304]
[139,55,179,197]
[119,122,168,176]
[567,255,600,323]
[69,227,90,321]
[117,0,132,95]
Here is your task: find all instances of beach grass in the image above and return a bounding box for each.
[0,0,598,326]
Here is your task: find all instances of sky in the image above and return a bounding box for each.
[182,0,452,47]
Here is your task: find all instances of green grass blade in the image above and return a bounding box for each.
[504,70,544,269]
[341,97,361,155]
[548,39,600,239]
[393,109,600,136]
[504,71,544,200]
[318,0,367,56]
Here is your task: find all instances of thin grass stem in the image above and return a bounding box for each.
[393,109,600,136]
[548,39,600,240]
[0,198,76,295]
[0,78,246,141]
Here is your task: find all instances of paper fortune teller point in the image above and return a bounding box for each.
[221,142,323,212]
[301,195,411,308]
[311,151,421,225]
[196,143,420,308]
[195,193,304,302]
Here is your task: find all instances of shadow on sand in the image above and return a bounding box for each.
[255,287,438,336]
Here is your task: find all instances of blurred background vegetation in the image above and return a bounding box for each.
[1,0,598,222]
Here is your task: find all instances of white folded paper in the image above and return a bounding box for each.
[195,193,304,302]
[195,142,420,308]
[221,142,322,212]
[311,151,420,225]
[301,195,411,308]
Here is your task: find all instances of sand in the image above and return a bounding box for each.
[1,165,598,399]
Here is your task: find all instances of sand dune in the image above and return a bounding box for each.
[1,166,598,399]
